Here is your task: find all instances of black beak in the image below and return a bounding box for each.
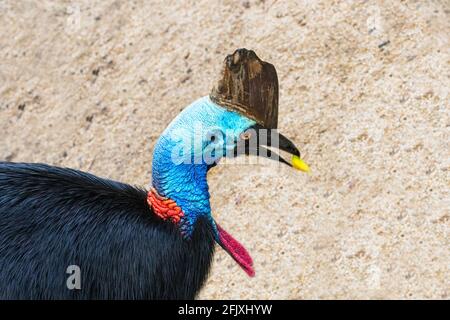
[234,124,302,168]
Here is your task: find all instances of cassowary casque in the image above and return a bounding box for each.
[0,48,309,299]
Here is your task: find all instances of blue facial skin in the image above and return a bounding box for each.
[151,96,255,235]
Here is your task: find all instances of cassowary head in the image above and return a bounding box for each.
[151,49,308,276]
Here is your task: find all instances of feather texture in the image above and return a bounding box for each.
[0,162,214,299]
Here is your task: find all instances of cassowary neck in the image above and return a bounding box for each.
[151,135,211,232]
[149,96,256,276]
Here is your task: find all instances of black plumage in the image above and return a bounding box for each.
[0,162,214,299]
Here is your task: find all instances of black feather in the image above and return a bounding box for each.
[0,162,215,299]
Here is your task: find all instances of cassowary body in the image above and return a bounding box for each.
[0,163,214,299]
[0,49,307,299]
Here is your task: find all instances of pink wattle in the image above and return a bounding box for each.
[216,224,255,277]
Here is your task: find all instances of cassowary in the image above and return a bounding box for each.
[0,49,309,299]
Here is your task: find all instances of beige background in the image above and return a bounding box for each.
[0,0,449,299]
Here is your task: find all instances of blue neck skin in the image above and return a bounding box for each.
[151,96,255,235]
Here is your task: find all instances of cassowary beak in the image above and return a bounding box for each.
[235,124,310,173]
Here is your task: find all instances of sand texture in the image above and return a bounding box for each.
[0,0,449,299]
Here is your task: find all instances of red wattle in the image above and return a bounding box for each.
[216,223,255,277]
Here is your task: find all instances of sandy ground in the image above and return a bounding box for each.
[0,0,449,299]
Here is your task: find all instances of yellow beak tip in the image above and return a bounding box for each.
[291,155,310,173]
